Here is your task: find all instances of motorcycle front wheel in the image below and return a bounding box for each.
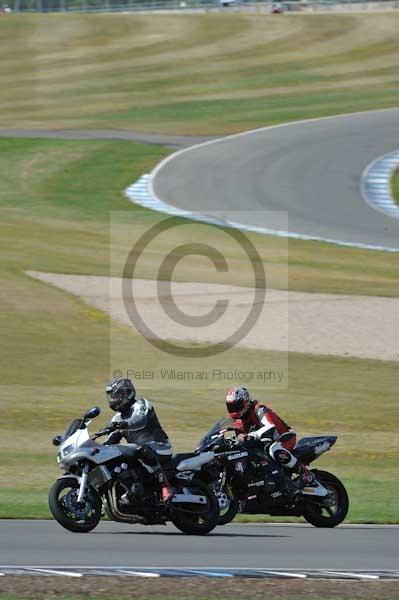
[49,477,102,533]
[169,480,219,535]
[302,469,349,528]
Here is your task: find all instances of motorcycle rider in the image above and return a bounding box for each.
[104,377,173,503]
[226,387,314,487]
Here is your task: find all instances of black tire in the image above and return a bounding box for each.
[217,485,239,526]
[48,477,102,533]
[170,480,219,535]
[302,469,349,528]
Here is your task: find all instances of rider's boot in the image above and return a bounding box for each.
[298,464,316,488]
[158,470,173,504]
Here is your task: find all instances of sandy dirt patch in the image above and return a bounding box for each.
[27,272,399,361]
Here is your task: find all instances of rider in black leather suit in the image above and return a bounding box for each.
[104,378,173,502]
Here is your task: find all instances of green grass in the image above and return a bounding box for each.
[1,318,398,522]
[0,137,398,522]
[1,137,399,296]
[1,14,399,133]
[392,169,399,205]
[0,13,399,523]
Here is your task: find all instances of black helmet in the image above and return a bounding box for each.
[105,378,136,413]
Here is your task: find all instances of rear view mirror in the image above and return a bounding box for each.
[52,434,63,446]
[84,406,101,421]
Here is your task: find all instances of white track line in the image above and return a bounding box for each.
[260,570,307,579]
[24,568,82,578]
[126,175,399,253]
[178,569,233,577]
[125,107,399,253]
[322,570,380,580]
[361,149,399,220]
[117,569,160,578]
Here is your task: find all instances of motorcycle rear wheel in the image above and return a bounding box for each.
[49,477,102,533]
[302,469,349,528]
[170,481,219,535]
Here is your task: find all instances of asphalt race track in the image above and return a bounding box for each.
[153,108,399,250]
[1,521,399,574]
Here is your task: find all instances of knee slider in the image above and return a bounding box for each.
[269,442,297,468]
[274,448,292,465]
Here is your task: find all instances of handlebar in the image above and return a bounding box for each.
[224,427,241,434]
[91,421,131,440]
[91,429,110,440]
[208,436,243,453]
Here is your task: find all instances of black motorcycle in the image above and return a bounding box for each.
[49,407,219,535]
[195,417,349,528]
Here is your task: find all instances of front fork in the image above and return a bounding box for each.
[77,463,89,504]
[214,469,228,509]
[218,468,227,491]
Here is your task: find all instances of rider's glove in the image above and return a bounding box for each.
[105,422,119,432]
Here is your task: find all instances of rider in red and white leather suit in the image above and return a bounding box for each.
[226,387,314,485]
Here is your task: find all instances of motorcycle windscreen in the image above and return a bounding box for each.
[196,417,234,449]
[62,419,84,442]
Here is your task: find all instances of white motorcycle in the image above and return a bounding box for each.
[49,406,219,535]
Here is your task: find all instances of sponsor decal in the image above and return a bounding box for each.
[248,480,264,488]
[314,441,331,455]
[227,451,248,461]
[271,491,282,498]
[176,472,194,480]
[235,461,245,474]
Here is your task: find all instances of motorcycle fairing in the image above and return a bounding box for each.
[293,436,336,464]
[176,452,215,472]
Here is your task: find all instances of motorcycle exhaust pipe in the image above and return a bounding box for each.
[105,485,149,524]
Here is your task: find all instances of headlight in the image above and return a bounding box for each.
[61,444,75,458]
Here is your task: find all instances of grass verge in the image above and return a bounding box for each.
[0,137,398,522]
[1,14,399,133]
[392,169,399,205]
[1,137,399,296]
[1,578,398,600]
[1,325,398,522]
